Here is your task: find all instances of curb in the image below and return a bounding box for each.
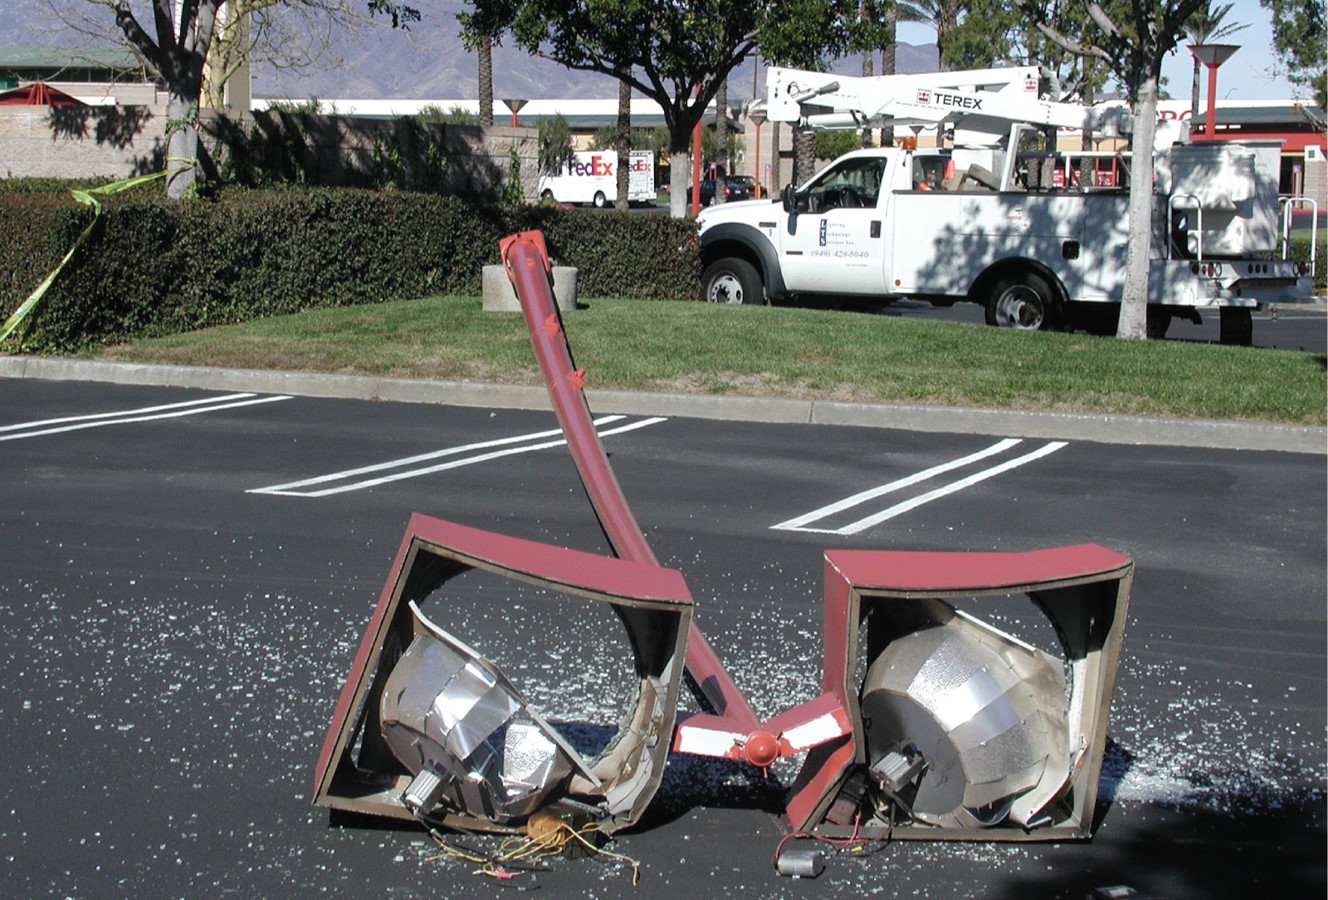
[1,355,1323,455]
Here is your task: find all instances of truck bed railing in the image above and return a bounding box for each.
[1167,193,1205,261]
[1279,196,1319,274]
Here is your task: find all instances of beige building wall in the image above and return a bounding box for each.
[0,105,538,201]
[0,106,167,178]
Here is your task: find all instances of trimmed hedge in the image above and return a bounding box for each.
[1289,234,1328,295]
[0,187,701,352]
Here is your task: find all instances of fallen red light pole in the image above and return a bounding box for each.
[313,231,1133,847]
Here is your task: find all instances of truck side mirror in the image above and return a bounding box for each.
[781,183,797,213]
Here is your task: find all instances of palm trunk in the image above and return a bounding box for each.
[793,126,815,186]
[860,0,873,147]
[478,39,494,127]
[713,79,728,204]
[882,11,896,147]
[1081,58,1095,152]
[615,73,630,212]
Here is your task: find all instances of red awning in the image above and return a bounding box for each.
[0,82,87,106]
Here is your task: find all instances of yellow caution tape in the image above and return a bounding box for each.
[1,160,192,344]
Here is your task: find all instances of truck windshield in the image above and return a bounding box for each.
[803,157,887,212]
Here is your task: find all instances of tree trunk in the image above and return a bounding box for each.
[1117,75,1160,340]
[165,91,199,199]
[478,39,494,127]
[669,149,690,217]
[714,79,728,204]
[615,73,630,212]
[770,121,782,194]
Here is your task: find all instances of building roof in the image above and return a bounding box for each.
[0,46,145,73]
[252,95,745,131]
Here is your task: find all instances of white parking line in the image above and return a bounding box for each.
[0,393,292,442]
[250,415,668,497]
[773,438,1068,535]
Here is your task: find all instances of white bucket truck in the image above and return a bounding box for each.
[538,150,656,207]
[697,66,1316,343]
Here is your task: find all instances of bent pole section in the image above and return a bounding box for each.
[499,231,760,731]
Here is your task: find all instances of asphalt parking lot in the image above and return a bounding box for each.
[0,374,1323,898]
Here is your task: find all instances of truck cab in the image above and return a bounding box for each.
[697,147,923,305]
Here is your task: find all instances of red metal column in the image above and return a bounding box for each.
[500,231,759,730]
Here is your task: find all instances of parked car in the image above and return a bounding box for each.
[687,177,754,205]
[728,175,756,198]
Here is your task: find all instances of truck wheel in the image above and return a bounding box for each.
[1219,308,1253,346]
[1067,302,1117,336]
[1146,308,1173,339]
[541,189,554,201]
[593,191,608,208]
[703,258,763,305]
[985,273,1062,331]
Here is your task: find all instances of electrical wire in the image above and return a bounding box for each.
[425,820,641,886]
[771,811,890,871]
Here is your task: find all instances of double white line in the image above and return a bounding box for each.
[250,414,668,497]
[0,392,292,442]
[773,438,1068,535]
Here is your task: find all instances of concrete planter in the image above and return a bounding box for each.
[482,265,579,312]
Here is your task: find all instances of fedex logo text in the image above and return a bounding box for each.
[570,155,614,176]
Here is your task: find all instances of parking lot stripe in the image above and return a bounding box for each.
[0,393,291,441]
[773,439,1067,534]
[250,416,668,497]
[772,438,1022,531]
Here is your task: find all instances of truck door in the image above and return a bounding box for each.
[778,156,889,295]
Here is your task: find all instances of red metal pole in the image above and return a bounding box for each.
[500,231,760,730]
[690,86,703,215]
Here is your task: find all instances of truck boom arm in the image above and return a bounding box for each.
[766,65,1127,145]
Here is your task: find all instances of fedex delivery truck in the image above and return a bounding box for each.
[537,150,656,207]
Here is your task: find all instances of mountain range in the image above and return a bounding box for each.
[3,0,939,102]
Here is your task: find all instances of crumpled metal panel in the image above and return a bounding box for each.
[861,605,1069,829]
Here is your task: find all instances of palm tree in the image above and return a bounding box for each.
[896,0,960,70]
[615,66,631,211]
[855,0,901,145]
[1183,3,1249,121]
[477,38,494,126]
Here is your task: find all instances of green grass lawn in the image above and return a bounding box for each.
[91,295,1327,425]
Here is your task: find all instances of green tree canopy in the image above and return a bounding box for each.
[1024,0,1208,339]
[1260,0,1326,109]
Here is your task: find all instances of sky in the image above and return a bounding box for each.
[897,0,1300,102]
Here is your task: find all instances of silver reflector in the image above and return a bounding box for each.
[379,603,594,823]
[860,603,1069,829]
